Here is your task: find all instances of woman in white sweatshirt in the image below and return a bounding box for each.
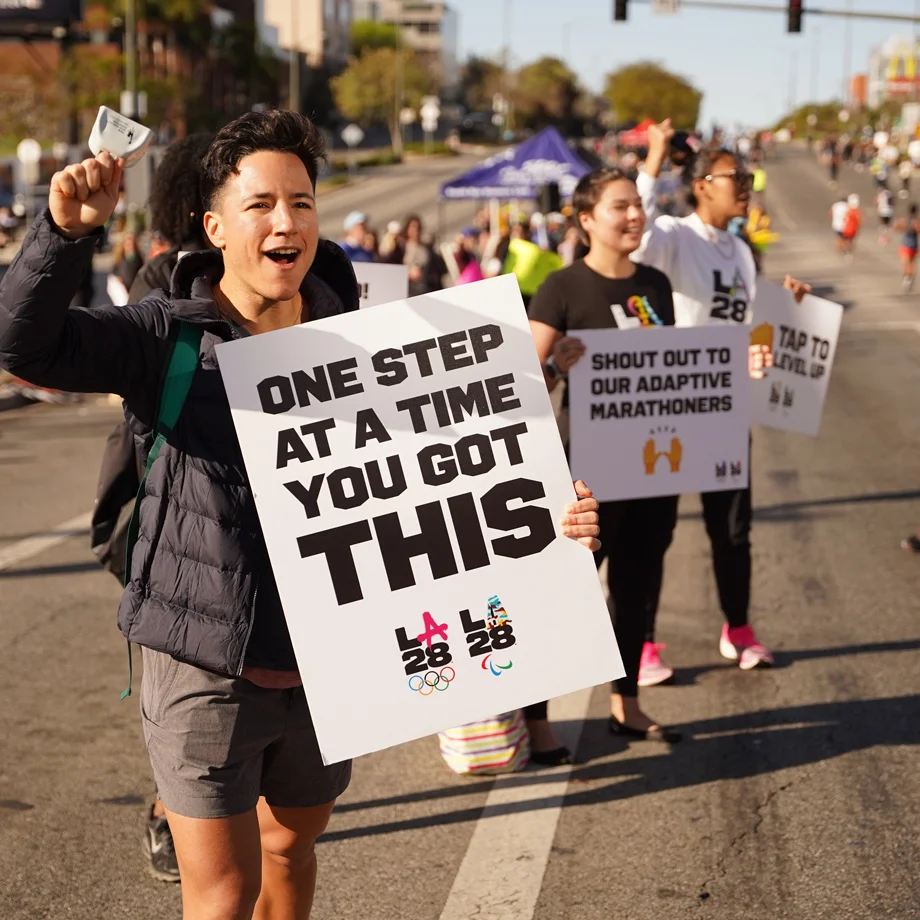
[633,121,810,681]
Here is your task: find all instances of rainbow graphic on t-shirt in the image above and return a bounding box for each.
[625,294,664,326]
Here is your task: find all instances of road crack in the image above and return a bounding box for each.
[697,781,794,907]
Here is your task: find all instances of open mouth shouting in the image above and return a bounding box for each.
[264,246,302,268]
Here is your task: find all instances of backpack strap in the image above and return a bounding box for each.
[120,319,203,699]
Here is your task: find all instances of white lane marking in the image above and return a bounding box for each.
[438,687,592,920]
[0,511,94,572]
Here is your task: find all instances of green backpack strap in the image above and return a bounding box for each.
[120,320,203,700]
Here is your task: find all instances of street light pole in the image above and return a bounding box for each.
[289,0,300,113]
[502,0,513,132]
[811,26,820,104]
[843,0,853,105]
[125,0,137,118]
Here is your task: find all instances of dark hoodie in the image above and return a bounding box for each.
[0,212,359,675]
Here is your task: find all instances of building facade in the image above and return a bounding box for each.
[257,0,352,70]
[352,0,458,87]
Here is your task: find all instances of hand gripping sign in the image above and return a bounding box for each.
[216,275,622,764]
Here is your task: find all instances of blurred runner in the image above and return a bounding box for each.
[830,195,849,253]
[876,185,894,246]
[895,203,920,292]
[900,158,913,200]
[841,193,863,263]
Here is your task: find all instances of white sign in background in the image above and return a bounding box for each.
[750,279,843,437]
[216,275,622,764]
[568,325,751,502]
[352,261,409,309]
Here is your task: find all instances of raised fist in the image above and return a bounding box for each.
[49,151,123,239]
[647,119,675,157]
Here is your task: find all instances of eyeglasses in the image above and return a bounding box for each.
[704,169,754,191]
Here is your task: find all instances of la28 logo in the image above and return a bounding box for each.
[395,611,453,675]
[709,269,748,323]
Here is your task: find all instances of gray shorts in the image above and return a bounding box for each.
[141,646,352,819]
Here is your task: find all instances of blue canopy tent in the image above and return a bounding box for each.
[439,126,592,202]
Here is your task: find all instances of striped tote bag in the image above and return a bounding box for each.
[438,711,531,775]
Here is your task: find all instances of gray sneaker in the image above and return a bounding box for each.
[143,805,180,883]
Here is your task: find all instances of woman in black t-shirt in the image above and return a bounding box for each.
[529,167,682,744]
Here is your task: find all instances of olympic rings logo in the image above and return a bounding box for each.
[408,667,455,695]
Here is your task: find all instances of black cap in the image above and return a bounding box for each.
[670,130,701,157]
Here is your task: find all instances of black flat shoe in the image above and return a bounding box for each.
[529,746,573,766]
[608,715,682,744]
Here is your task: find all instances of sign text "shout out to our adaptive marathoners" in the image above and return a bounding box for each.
[568,325,750,502]
[256,323,554,605]
[588,345,735,420]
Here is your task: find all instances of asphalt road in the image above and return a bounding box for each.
[0,146,919,920]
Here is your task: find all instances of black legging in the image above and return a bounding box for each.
[595,496,678,698]
[524,700,548,721]
[525,496,677,716]
[644,484,752,642]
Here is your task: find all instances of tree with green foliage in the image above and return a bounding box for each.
[331,47,434,154]
[603,62,702,129]
[88,0,211,23]
[0,57,62,151]
[512,56,581,132]
[460,55,504,113]
[350,19,402,56]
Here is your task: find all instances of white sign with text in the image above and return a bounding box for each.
[216,275,621,764]
[352,261,410,309]
[568,325,751,501]
[750,280,843,437]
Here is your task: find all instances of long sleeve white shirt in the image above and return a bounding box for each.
[634,171,757,328]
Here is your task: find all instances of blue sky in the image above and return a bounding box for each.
[457,0,920,129]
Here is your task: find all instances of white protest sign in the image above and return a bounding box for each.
[216,274,621,764]
[352,261,409,309]
[749,280,843,437]
[568,325,750,502]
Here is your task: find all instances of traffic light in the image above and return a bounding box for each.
[614,0,628,22]
[787,0,803,33]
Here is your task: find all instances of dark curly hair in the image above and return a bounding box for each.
[148,132,213,249]
[201,109,326,211]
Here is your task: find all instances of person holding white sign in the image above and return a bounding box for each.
[529,166,682,742]
[0,110,604,920]
[637,122,811,673]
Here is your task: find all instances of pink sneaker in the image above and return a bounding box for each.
[719,625,774,670]
[638,642,674,687]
